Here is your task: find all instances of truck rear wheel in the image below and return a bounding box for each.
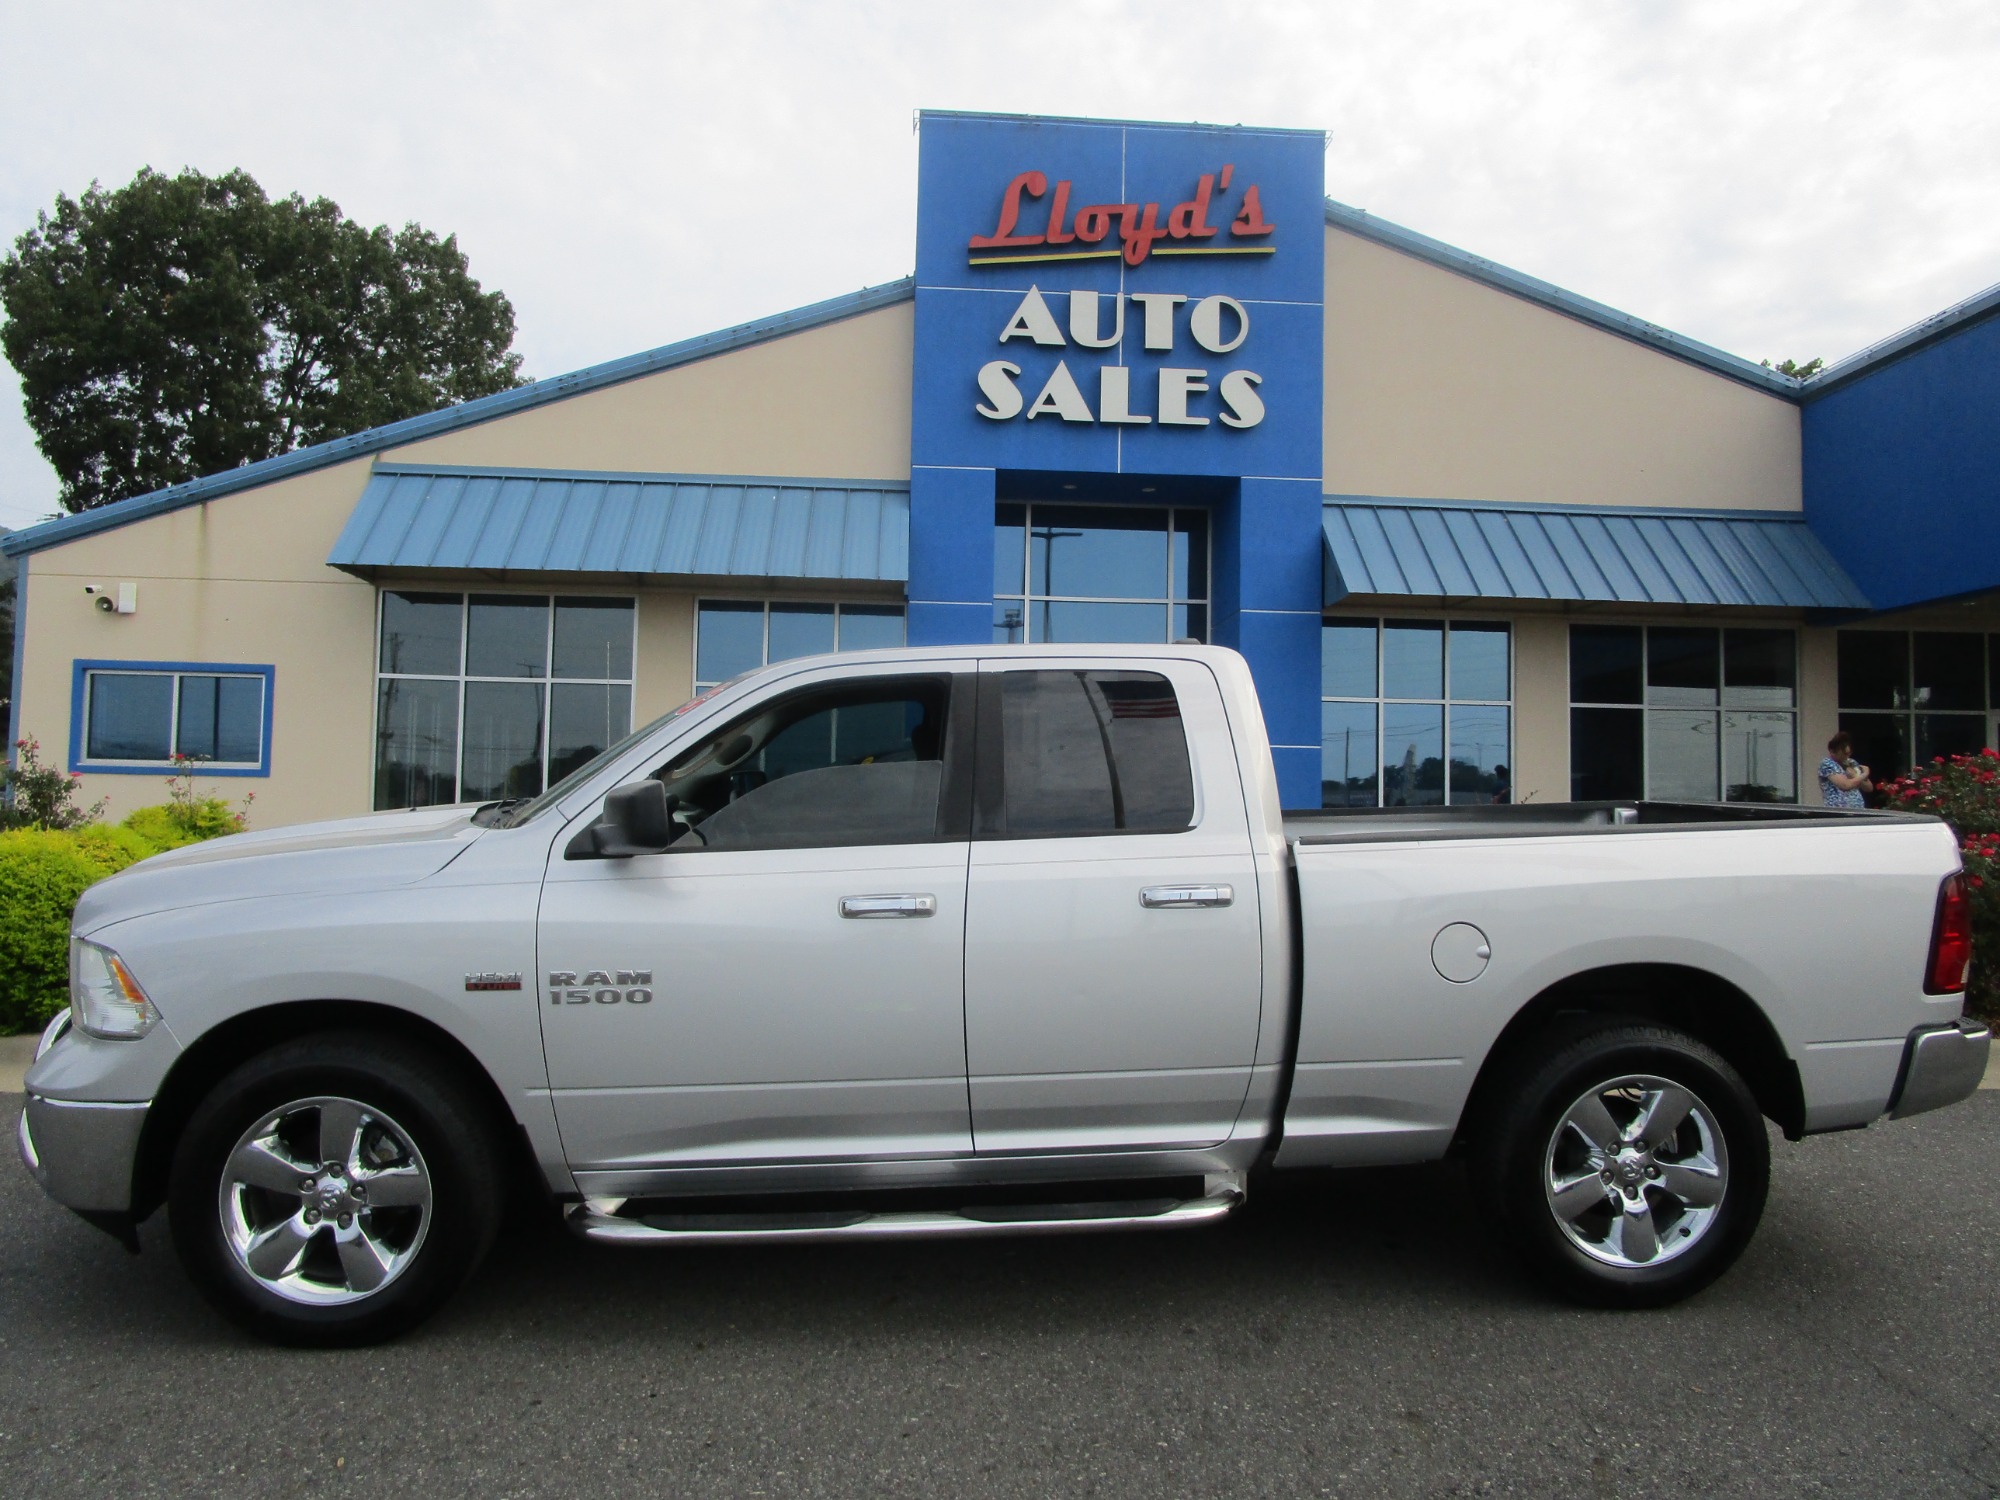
[168,1032,505,1346]
[1472,1022,1769,1307]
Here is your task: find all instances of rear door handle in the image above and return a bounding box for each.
[839,894,937,919]
[1140,884,1234,909]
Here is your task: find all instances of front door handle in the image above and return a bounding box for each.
[1140,884,1234,909]
[839,893,937,919]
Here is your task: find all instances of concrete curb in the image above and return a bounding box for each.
[1,1033,40,1094]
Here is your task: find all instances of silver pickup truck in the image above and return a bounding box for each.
[18,644,1990,1345]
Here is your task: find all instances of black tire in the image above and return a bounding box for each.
[1470,1021,1770,1308]
[168,1031,506,1347]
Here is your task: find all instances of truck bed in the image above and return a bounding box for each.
[1283,800,1933,845]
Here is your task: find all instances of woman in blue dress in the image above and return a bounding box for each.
[1819,730,1872,809]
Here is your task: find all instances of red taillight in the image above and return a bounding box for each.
[1926,872,1974,995]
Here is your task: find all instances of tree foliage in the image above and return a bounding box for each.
[1760,356,1825,380]
[0,167,524,512]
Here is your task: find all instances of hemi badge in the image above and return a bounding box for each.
[465,973,523,992]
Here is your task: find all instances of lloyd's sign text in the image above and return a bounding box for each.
[968,163,1274,268]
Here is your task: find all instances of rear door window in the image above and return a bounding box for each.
[991,670,1195,837]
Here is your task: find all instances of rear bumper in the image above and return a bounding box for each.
[1889,1018,1991,1121]
[18,1094,148,1213]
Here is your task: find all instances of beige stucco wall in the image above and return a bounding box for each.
[1324,226,1803,512]
[15,459,380,828]
[387,302,915,480]
[1510,614,1570,804]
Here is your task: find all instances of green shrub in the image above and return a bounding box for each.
[1881,750,2000,1024]
[123,798,242,850]
[0,751,252,1033]
[0,827,158,1033]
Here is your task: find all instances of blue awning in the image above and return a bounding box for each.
[1322,500,1869,609]
[329,464,909,582]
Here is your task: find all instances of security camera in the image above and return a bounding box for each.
[82,584,99,595]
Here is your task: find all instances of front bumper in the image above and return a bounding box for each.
[1889,1018,1992,1120]
[18,1093,149,1213]
[17,1007,150,1214]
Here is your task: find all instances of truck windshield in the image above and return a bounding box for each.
[477,673,757,828]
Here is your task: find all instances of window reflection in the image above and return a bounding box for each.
[993,502,1208,645]
[1322,619,1511,808]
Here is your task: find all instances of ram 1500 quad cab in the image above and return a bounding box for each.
[19,645,1990,1344]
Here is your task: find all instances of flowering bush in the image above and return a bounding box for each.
[122,753,255,846]
[0,736,107,829]
[1880,749,2000,1023]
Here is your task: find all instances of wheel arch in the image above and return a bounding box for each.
[1457,963,1805,1147]
[133,999,540,1222]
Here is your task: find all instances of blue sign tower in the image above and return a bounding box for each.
[907,111,1327,807]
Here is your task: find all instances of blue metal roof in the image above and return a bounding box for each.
[330,465,909,582]
[1322,498,1870,609]
[0,278,916,560]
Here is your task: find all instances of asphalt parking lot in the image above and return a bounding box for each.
[4,1089,1999,1498]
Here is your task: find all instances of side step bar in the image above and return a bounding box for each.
[568,1174,1246,1246]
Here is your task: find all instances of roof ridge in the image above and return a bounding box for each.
[1801,279,2000,397]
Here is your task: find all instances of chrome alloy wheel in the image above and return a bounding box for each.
[217,1096,433,1306]
[1543,1074,1729,1269]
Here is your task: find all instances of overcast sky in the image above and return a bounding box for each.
[1,1,1996,529]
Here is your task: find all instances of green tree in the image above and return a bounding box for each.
[1760,356,1825,380]
[0,168,524,513]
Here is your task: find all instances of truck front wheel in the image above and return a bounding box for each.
[1472,1022,1770,1307]
[168,1032,506,1346]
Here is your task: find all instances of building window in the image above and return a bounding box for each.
[71,660,274,775]
[1837,631,1998,780]
[992,503,1209,644]
[1320,619,1512,807]
[1568,625,1797,802]
[694,599,907,691]
[375,592,634,810]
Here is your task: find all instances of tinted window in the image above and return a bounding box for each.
[1915,633,1984,712]
[466,595,548,678]
[1450,622,1510,702]
[1838,632,1908,710]
[657,677,950,851]
[1571,626,1642,705]
[380,591,461,676]
[86,673,174,760]
[175,675,263,762]
[1571,707,1642,800]
[1382,621,1443,700]
[552,599,634,681]
[376,678,459,808]
[997,671,1194,837]
[1646,627,1719,708]
[1723,629,1795,709]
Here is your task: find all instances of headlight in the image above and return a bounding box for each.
[69,938,159,1040]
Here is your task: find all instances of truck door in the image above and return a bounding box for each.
[538,664,975,1184]
[962,659,1265,1154]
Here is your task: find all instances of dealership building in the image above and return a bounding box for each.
[7,109,2000,827]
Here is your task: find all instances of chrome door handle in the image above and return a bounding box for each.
[1140,884,1234,909]
[839,894,937,919]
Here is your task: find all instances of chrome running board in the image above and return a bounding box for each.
[567,1174,1245,1246]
